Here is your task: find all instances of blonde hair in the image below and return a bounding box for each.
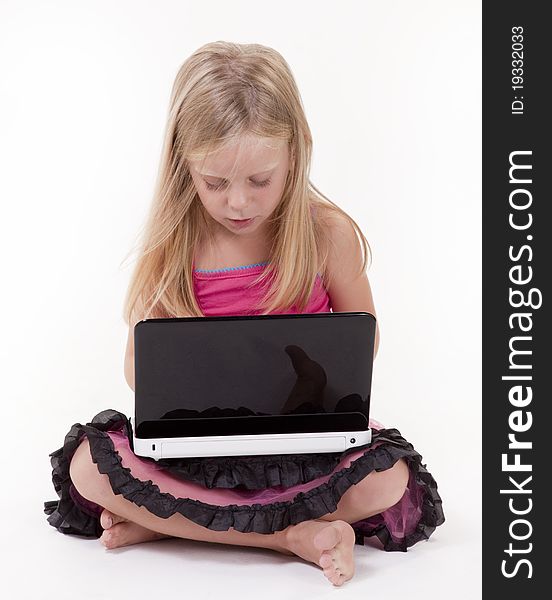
[121,41,372,327]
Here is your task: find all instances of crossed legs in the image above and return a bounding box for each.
[69,437,410,586]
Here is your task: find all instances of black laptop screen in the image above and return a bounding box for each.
[134,312,375,438]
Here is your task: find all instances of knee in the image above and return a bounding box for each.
[69,437,109,503]
[379,458,410,510]
[356,457,409,513]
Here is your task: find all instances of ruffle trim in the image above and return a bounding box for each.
[44,409,445,552]
[154,443,379,491]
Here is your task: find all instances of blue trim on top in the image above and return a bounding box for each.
[194,261,269,273]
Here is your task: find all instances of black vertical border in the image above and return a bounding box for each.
[483,1,549,597]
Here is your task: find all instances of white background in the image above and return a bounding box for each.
[0,1,481,598]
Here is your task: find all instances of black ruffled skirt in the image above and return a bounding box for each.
[44,409,444,552]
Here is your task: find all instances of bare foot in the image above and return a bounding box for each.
[284,519,356,586]
[99,508,172,550]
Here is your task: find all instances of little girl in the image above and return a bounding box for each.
[44,41,444,587]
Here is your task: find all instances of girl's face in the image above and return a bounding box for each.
[188,135,290,240]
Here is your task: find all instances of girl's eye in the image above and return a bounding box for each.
[252,178,271,188]
[204,181,224,191]
[204,178,271,191]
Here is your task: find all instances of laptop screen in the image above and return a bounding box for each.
[134,312,375,438]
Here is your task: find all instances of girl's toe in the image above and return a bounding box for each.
[318,552,334,568]
[100,509,114,529]
[101,508,127,529]
[100,530,112,547]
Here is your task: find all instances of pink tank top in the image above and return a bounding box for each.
[193,261,332,317]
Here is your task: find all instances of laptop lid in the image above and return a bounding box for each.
[133,312,376,439]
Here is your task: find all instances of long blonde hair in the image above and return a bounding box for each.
[121,41,372,326]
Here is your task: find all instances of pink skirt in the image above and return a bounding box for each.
[44,409,444,552]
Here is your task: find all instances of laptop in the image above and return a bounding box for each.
[128,311,376,459]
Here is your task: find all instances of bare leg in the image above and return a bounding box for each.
[70,439,292,553]
[317,456,410,523]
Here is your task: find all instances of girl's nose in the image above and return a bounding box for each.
[227,187,251,211]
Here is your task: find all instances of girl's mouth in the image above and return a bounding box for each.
[228,217,255,228]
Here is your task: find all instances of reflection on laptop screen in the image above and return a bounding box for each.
[134,313,375,438]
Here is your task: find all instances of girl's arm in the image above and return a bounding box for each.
[124,324,136,392]
[124,304,192,391]
[124,298,147,392]
[324,214,380,359]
